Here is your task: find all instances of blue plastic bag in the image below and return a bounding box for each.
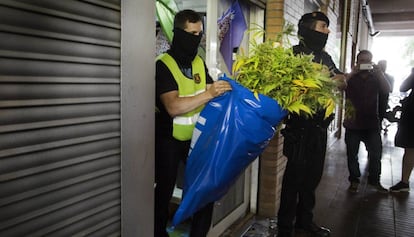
[171,75,287,227]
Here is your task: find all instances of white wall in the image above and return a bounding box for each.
[284,0,341,63]
[121,0,155,236]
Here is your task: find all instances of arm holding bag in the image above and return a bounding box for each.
[172,75,287,226]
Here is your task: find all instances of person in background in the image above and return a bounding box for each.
[390,67,414,192]
[277,11,346,237]
[155,9,232,237]
[377,60,395,133]
[343,50,391,194]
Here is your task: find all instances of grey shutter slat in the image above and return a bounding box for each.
[0,103,120,125]
[0,84,120,100]
[0,1,121,236]
[0,5,120,41]
[0,32,120,60]
[0,59,120,77]
[33,206,121,237]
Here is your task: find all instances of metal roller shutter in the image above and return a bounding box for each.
[0,0,121,236]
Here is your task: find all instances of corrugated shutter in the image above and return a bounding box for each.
[0,0,121,236]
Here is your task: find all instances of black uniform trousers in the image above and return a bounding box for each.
[277,125,328,232]
[155,135,214,237]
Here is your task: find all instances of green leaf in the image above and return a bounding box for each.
[233,23,340,117]
[156,0,179,43]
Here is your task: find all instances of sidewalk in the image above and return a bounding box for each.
[235,123,414,237]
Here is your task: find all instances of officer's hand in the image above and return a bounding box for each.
[332,74,347,90]
[208,80,232,97]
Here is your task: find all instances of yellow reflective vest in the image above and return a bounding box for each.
[157,53,207,141]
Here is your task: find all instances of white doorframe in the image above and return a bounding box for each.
[205,2,265,236]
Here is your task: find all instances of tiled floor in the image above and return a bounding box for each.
[171,123,414,237]
[312,124,413,237]
[241,123,414,237]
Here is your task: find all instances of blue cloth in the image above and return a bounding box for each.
[172,75,287,226]
[218,1,247,73]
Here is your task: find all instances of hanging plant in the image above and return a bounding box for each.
[232,24,341,118]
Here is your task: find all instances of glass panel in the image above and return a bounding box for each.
[212,173,245,225]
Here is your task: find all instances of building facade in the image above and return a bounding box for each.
[0,0,373,236]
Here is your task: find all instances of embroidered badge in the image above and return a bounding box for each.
[194,73,201,84]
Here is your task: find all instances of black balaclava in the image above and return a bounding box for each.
[297,12,329,52]
[169,28,202,66]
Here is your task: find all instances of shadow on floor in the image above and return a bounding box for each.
[170,124,413,237]
[239,123,413,237]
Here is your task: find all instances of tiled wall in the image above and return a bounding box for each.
[258,131,287,217]
[265,0,285,39]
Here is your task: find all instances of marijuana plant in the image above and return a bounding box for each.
[232,24,340,118]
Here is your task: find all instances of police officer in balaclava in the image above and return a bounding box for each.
[277,11,346,237]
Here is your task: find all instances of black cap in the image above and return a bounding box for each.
[299,11,329,27]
